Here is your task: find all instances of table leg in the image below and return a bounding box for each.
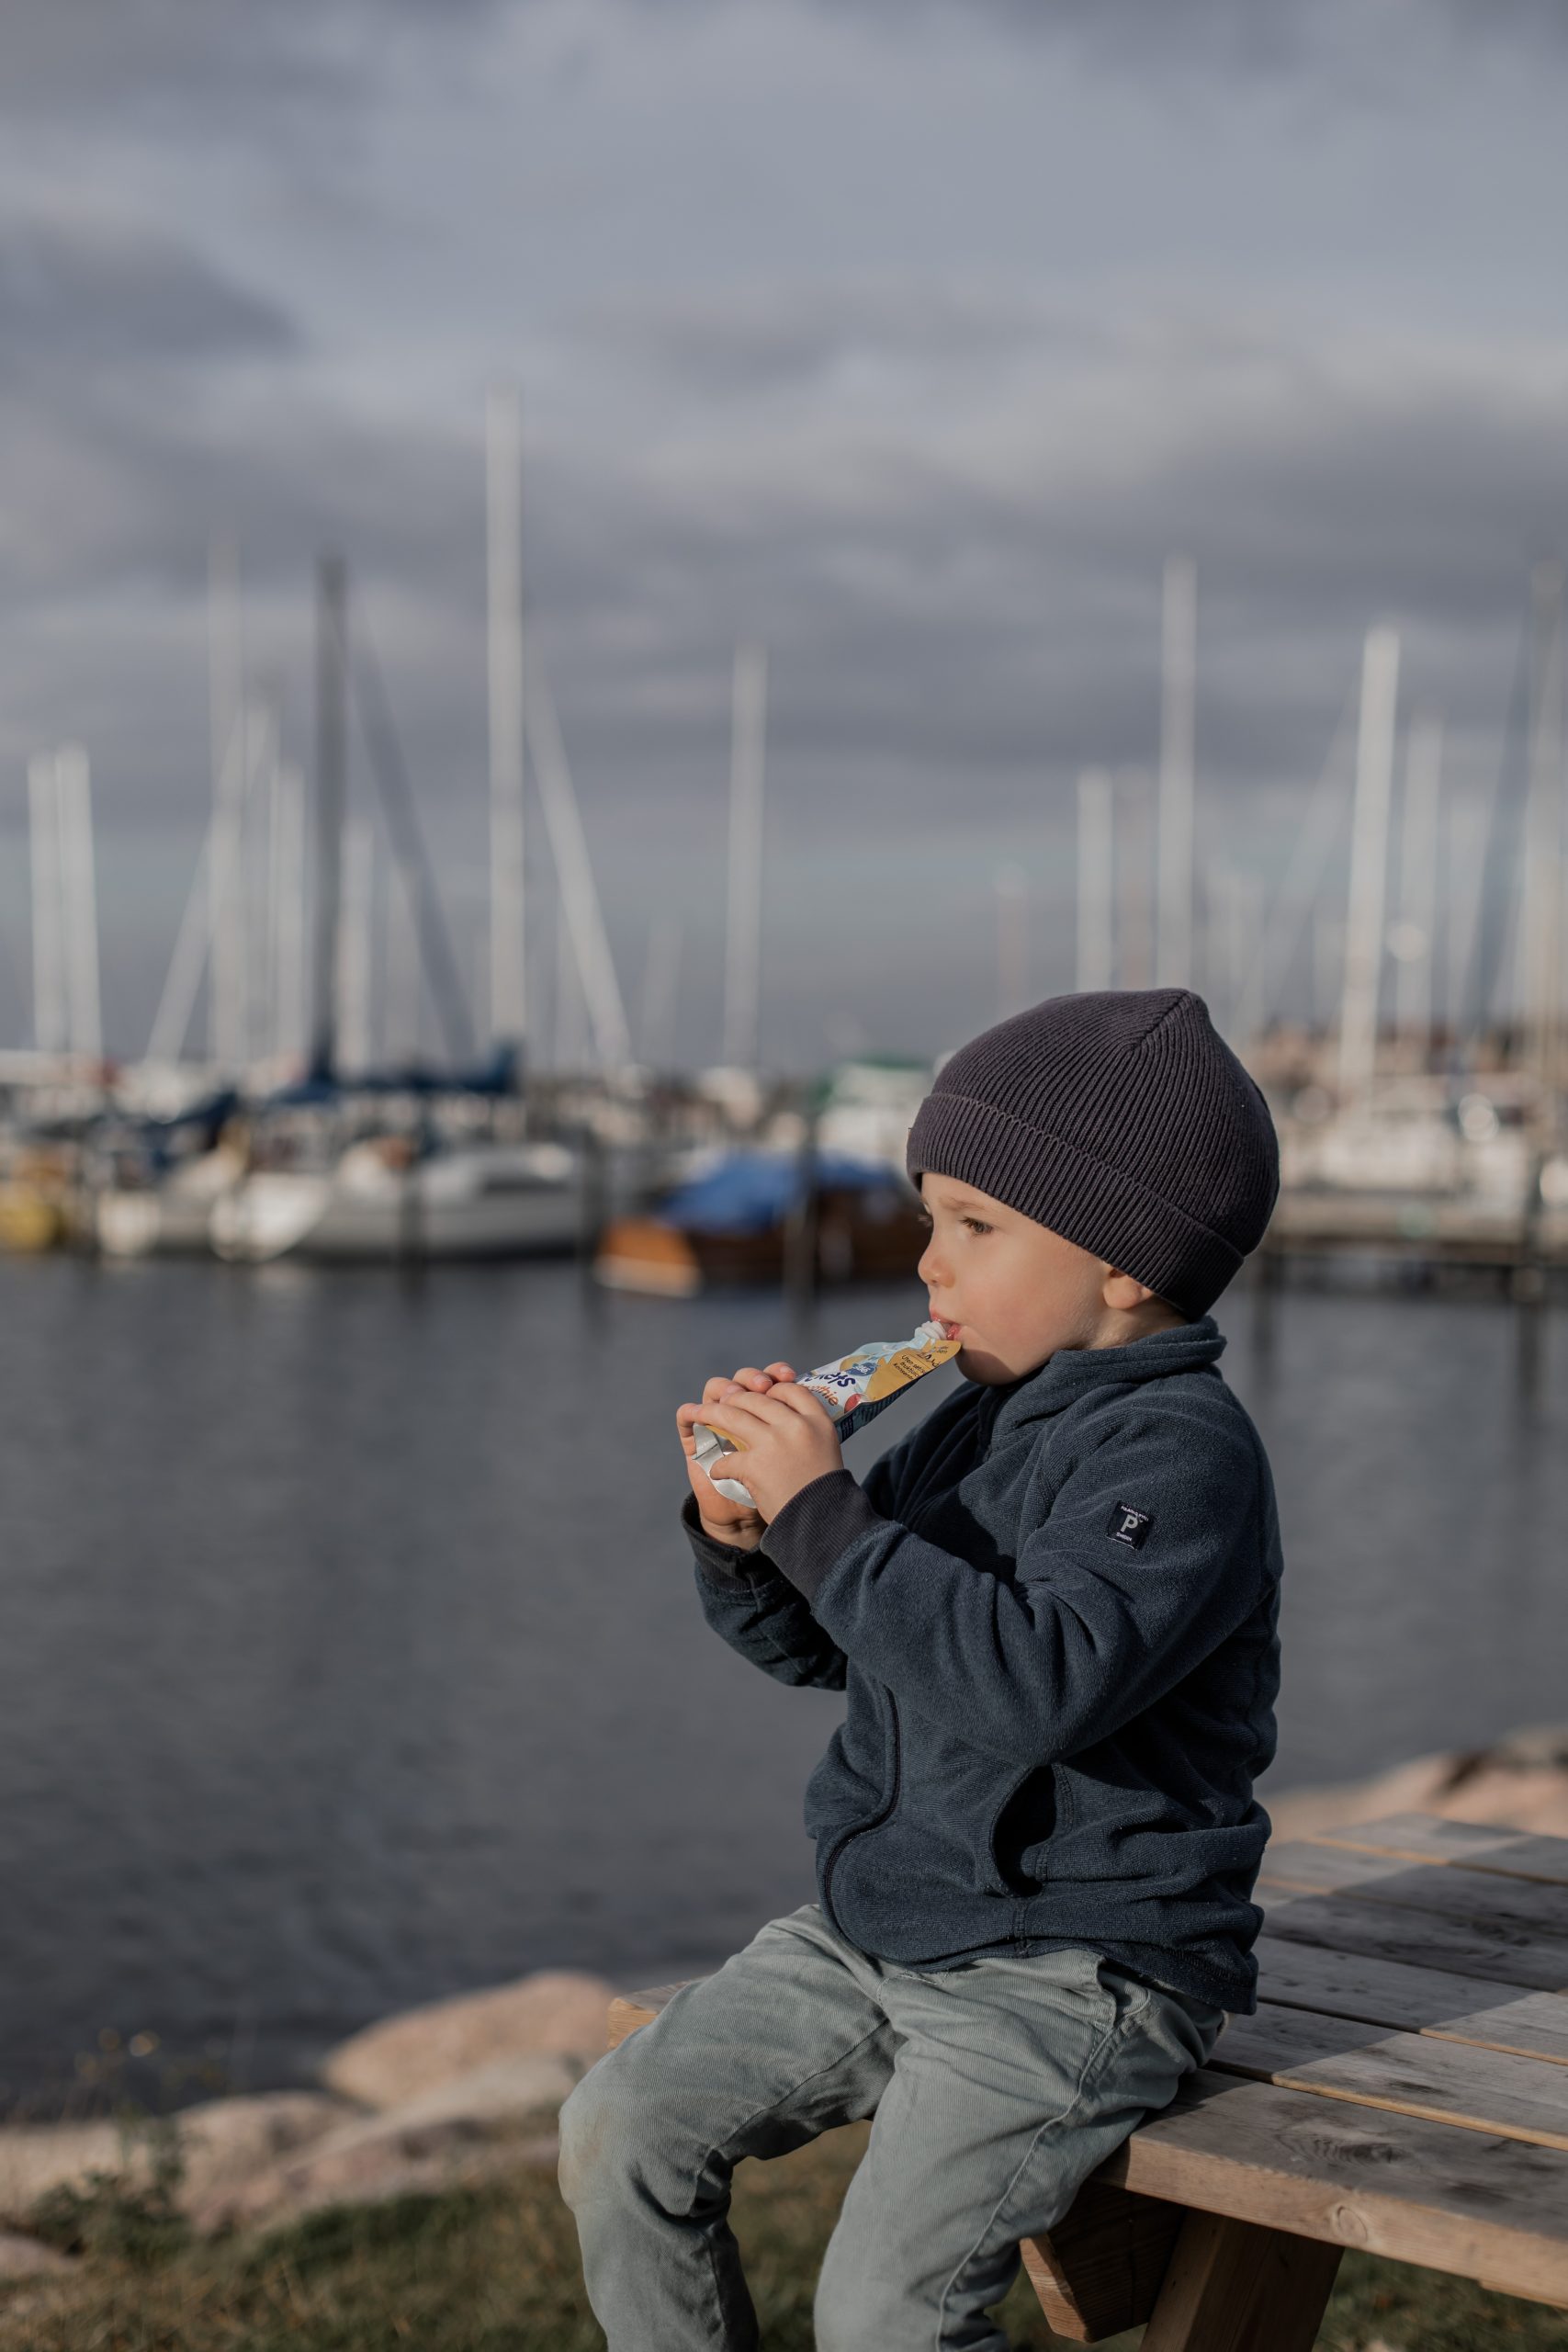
[1140,2210,1342,2352]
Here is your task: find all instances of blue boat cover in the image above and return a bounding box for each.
[655,1148,903,1235]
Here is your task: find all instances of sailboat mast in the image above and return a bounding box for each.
[722,641,767,1069]
[207,539,244,1068]
[28,752,66,1056]
[1076,768,1114,994]
[55,743,102,1063]
[1337,625,1401,1099]
[270,757,307,1066]
[336,818,374,1078]
[1521,561,1563,1084]
[1156,555,1197,990]
[995,863,1028,1021]
[1394,713,1443,1054]
[310,554,349,1081]
[486,384,527,1061]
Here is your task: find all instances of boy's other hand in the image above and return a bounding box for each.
[681,1377,845,1526]
[677,1363,798,1545]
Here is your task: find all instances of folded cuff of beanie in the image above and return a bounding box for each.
[907,1090,1244,1318]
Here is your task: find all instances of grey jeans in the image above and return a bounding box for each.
[558,1901,1224,2351]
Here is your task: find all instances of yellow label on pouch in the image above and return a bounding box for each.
[862,1337,959,1399]
[691,1320,960,1507]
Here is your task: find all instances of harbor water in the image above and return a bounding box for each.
[3,1253,1566,2112]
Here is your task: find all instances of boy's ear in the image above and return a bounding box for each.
[1102,1267,1156,1310]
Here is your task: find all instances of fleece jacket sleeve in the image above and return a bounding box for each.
[681,1492,849,1692]
[758,1402,1267,1763]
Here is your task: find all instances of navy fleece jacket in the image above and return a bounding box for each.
[682,1316,1281,2015]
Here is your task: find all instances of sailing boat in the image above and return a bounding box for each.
[209,1131,581,1262]
[594,1136,926,1295]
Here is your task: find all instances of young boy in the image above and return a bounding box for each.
[560,987,1282,2352]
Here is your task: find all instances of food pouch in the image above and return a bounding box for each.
[692,1320,962,1509]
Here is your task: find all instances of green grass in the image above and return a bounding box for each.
[3,2124,1564,2350]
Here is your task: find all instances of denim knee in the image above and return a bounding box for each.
[557,2049,673,2211]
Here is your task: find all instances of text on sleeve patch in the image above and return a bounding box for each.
[1107,1503,1154,1549]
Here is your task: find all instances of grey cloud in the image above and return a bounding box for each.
[5,0,1563,139]
[573,283,1103,398]
[0,0,501,126]
[2,268,1558,1057]
[0,214,294,375]
[830,0,1568,77]
[9,288,1557,801]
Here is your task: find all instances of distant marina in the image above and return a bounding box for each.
[4,410,1566,1306]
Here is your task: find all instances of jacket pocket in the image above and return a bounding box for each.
[987,1765,1056,1897]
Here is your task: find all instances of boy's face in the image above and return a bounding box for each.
[915,1173,1182,1385]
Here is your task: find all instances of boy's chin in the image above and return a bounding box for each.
[957,1337,1051,1385]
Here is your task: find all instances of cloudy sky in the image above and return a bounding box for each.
[2,0,1566,1069]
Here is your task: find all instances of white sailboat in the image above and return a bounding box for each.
[209,1136,581,1263]
[96,1140,247,1258]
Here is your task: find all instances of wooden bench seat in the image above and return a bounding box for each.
[606,1814,1568,2346]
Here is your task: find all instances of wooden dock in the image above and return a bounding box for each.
[1267,1190,1568,1274]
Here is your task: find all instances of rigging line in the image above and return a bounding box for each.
[347,620,478,1070]
[147,707,250,1066]
[524,644,632,1071]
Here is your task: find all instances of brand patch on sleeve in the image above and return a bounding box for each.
[1107,1503,1154,1549]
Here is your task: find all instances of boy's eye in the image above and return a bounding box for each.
[961,1217,991,1236]
[915,1210,990,1236]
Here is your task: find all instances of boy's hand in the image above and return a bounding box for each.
[682,1379,845,1525]
[677,1363,799,1544]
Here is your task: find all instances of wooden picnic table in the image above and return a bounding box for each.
[607,1813,1568,2347]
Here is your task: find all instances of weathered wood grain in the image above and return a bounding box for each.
[1213,2000,1568,2151]
[1255,1932,1568,2064]
[1262,1841,1568,1939]
[1312,1814,1568,1886]
[1261,1883,1568,1991]
[1138,2210,1340,2352]
[1109,2071,1568,2305]
[1019,2180,1183,2343]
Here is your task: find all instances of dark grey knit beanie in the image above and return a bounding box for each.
[905,989,1279,1317]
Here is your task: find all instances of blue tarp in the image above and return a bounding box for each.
[654,1148,902,1235]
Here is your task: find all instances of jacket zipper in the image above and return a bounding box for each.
[821,1689,901,1936]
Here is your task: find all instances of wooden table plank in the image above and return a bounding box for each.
[1108,2070,1568,2307]
[1262,1883,1568,1993]
[1260,1840,1568,1940]
[1256,1934,1568,2066]
[1311,1814,1568,1886]
[1212,2001,1568,2152]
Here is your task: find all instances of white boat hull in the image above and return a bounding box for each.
[210,1146,581,1263]
[96,1150,246,1259]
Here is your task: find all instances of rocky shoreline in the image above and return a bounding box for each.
[4,1724,1566,2286]
[0,1971,611,2281]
